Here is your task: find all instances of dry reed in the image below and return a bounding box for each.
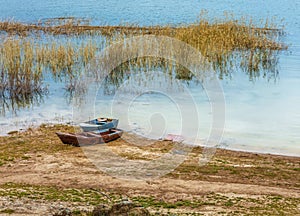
[0,15,287,113]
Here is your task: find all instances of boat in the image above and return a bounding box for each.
[79,118,119,132]
[56,128,123,147]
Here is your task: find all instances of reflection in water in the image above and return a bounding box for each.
[241,50,280,82]
[0,90,47,116]
[101,57,196,95]
[0,46,284,115]
[84,49,282,100]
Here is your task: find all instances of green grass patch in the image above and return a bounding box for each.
[0,209,15,214]
[0,124,77,165]
[0,183,110,205]
[0,183,299,215]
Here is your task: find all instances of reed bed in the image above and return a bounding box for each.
[0,39,42,95]
[0,15,287,113]
[0,39,96,83]
[0,18,286,50]
[0,38,97,113]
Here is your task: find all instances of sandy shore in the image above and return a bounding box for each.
[0,124,299,215]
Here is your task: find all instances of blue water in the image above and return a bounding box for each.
[0,0,299,156]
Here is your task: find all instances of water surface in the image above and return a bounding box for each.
[0,0,299,156]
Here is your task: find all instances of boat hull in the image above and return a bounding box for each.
[56,129,123,147]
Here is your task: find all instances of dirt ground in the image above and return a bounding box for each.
[0,124,299,215]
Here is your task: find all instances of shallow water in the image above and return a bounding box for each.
[0,0,299,156]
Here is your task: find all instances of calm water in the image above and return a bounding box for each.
[0,0,299,156]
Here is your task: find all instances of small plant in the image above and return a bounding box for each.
[0,209,15,214]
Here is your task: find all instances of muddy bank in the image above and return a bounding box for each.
[0,124,299,215]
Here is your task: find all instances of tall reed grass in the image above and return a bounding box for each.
[0,39,42,94]
[0,15,287,113]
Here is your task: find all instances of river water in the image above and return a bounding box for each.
[0,0,299,156]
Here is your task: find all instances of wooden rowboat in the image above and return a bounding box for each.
[79,118,119,132]
[56,128,123,147]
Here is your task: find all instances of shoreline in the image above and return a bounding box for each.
[2,122,299,158]
[0,124,299,215]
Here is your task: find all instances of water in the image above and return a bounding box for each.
[0,0,299,156]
